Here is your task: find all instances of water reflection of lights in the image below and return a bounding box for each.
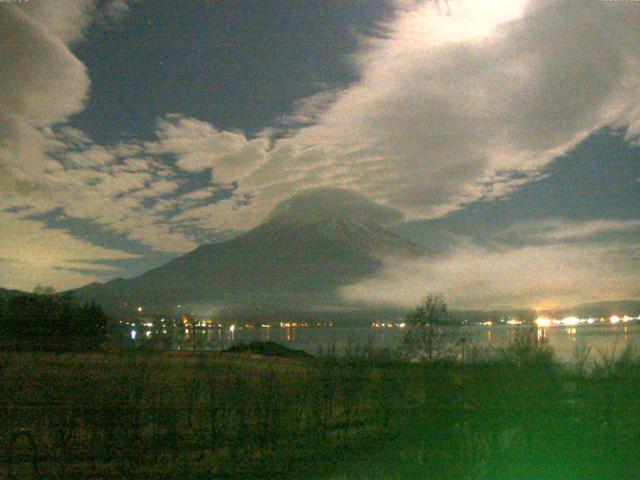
[537,328,547,341]
[130,330,137,340]
[229,324,236,340]
[262,327,271,341]
[284,327,296,342]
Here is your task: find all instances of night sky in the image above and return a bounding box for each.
[1,0,639,309]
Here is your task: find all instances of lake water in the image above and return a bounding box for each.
[122,322,640,363]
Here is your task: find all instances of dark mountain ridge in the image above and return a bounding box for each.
[72,204,427,314]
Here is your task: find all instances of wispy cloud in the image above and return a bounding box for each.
[501,219,640,244]
[145,114,270,184]
[0,211,139,291]
[340,234,640,310]
[22,0,138,44]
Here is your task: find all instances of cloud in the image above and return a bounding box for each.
[501,219,640,243]
[0,211,139,291]
[6,0,640,242]
[103,0,132,23]
[0,4,90,203]
[0,259,107,293]
[278,89,340,128]
[20,0,97,44]
[340,235,640,311]
[284,0,640,219]
[178,189,217,202]
[44,165,196,252]
[0,6,89,133]
[149,0,640,233]
[21,0,137,44]
[0,1,199,289]
[0,0,137,199]
[267,188,405,227]
[345,217,640,311]
[146,114,269,184]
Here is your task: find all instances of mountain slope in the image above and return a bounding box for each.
[73,210,426,313]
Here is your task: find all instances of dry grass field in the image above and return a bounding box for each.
[1,340,639,479]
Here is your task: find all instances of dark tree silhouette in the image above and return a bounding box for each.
[33,284,56,295]
[402,294,460,361]
[0,293,108,351]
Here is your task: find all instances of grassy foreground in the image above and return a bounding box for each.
[1,342,639,479]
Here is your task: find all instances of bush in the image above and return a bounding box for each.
[500,325,555,367]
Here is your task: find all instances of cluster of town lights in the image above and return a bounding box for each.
[535,315,638,327]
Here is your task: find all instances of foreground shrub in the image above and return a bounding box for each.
[499,325,555,368]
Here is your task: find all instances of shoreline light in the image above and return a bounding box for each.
[561,317,579,327]
[535,318,552,328]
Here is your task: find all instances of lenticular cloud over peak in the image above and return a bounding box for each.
[267,189,405,227]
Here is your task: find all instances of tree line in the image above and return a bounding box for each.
[0,289,107,351]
